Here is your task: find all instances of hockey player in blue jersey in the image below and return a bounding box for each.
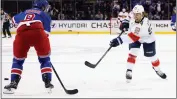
[171,7,176,31]
[3,0,54,94]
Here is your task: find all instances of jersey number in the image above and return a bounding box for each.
[147,20,152,35]
[134,27,140,35]
[24,14,35,21]
[148,25,152,35]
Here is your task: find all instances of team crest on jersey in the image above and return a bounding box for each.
[134,27,140,34]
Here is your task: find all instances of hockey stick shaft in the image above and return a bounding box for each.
[51,64,67,91]
[51,64,78,94]
[93,31,125,66]
[95,46,112,65]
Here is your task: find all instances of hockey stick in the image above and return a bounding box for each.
[84,31,124,68]
[51,64,78,94]
[85,46,112,68]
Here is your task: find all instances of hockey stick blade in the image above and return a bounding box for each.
[85,61,97,68]
[84,31,125,69]
[66,89,78,94]
[51,64,78,95]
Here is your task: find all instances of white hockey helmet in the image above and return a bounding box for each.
[132,4,144,14]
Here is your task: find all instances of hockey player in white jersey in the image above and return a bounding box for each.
[109,5,167,82]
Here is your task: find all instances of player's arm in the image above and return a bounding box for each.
[42,12,51,35]
[110,18,152,47]
[110,30,140,47]
[11,13,23,25]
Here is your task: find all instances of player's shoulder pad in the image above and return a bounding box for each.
[143,17,149,22]
[142,17,150,25]
[25,8,42,15]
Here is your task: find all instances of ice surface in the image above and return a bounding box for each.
[2,34,176,98]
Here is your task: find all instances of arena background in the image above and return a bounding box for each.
[1,0,176,34]
[1,0,176,98]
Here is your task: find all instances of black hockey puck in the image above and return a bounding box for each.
[4,78,9,80]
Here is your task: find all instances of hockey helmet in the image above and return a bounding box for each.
[33,0,49,9]
[132,5,144,14]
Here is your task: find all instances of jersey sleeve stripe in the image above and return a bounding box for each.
[128,32,140,42]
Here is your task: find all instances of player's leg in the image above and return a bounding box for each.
[38,56,54,89]
[143,41,167,79]
[126,41,141,82]
[6,22,12,38]
[33,29,54,89]
[4,32,30,94]
[2,24,6,38]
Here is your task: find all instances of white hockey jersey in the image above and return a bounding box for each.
[121,17,155,44]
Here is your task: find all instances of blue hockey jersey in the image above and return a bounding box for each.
[171,14,176,31]
[12,8,51,33]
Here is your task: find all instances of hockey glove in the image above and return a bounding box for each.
[110,37,123,47]
[172,25,176,31]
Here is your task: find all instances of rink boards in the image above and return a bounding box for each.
[9,20,176,34]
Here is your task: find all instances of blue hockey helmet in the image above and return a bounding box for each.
[33,0,49,9]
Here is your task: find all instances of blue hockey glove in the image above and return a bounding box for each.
[109,37,123,47]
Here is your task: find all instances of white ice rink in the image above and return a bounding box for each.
[2,34,176,98]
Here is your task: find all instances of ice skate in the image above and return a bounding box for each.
[2,36,6,38]
[43,74,54,93]
[44,81,54,93]
[8,35,12,38]
[153,67,167,79]
[3,81,18,94]
[3,75,21,94]
[126,69,132,83]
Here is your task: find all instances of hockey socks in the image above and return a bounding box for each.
[38,57,52,83]
[126,54,137,82]
[151,59,167,79]
[11,58,24,83]
[3,58,24,94]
